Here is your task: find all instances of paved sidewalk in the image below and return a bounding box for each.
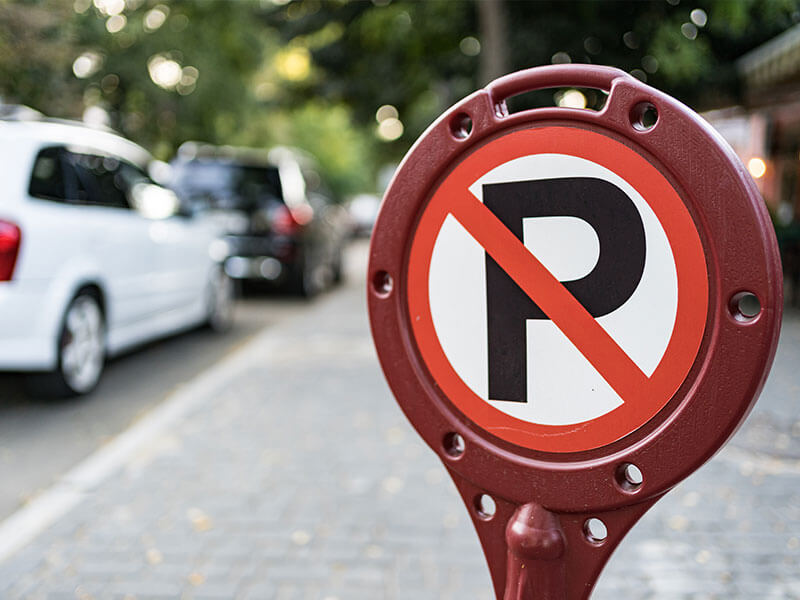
[0,267,798,599]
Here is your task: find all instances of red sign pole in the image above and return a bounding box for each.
[368,65,782,599]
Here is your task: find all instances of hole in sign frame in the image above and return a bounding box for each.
[475,494,497,520]
[630,101,658,132]
[450,112,473,140]
[584,518,608,544]
[372,270,393,298]
[443,432,465,458]
[615,462,644,493]
[729,291,761,321]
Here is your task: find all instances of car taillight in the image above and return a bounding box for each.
[272,204,314,235]
[0,220,21,282]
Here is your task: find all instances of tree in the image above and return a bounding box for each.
[3,0,800,195]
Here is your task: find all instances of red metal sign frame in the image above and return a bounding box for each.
[367,65,783,599]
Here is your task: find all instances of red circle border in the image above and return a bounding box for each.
[407,126,709,453]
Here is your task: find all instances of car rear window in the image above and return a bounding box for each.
[171,160,282,211]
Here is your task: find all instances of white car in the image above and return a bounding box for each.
[0,118,233,397]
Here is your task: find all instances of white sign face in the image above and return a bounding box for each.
[428,154,678,426]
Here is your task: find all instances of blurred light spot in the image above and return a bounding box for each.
[695,549,711,564]
[148,55,183,90]
[181,66,199,85]
[101,73,119,94]
[551,51,571,64]
[623,31,639,49]
[690,8,708,27]
[286,1,305,19]
[681,22,698,40]
[682,491,700,507]
[394,11,412,29]
[272,0,292,4]
[375,104,398,123]
[170,13,189,32]
[382,475,404,493]
[291,529,312,545]
[74,0,92,13]
[186,507,213,532]
[177,82,196,96]
[178,65,199,94]
[666,0,679,5]
[73,51,103,79]
[377,117,403,141]
[667,515,689,531]
[460,36,481,56]
[365,544,383,558]
[642,55,659,74]
[630,69,647,82]
[74,586,92,600]
[385,426,405,444]
[144,6,168,31]
[187,572,205,586]
[748,157,766,179]
[83,105,110,128]
[255,81,277,100]
[94,0,124,15]
[557,89,587,109]
[275,46,311,82]
[583,36,602,55]
[106,14,126,33]
[145,548,163,565]
[117,32,134,48]
[788,537,799,549]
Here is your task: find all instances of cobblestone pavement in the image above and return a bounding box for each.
[0,263,798,599]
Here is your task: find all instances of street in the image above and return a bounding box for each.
[0,240,797,599]
[0,273,322,522]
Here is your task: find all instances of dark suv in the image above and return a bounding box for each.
[169,144,349,296]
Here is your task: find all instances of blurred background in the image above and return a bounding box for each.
[2,1,800,599]
[2,0,800,201]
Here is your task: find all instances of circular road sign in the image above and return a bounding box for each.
[368,65,782,513]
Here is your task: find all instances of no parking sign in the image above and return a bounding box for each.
[368,65,782,599]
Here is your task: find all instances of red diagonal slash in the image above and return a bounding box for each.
[450,194,650,404]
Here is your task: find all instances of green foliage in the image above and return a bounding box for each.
[2,0,800,195]
[230,100,375,200]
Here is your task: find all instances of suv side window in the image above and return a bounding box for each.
[29,147,67,201]
[29,147,131,210]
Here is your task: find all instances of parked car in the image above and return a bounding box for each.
[0,118,233,397]
[168,143,350,297]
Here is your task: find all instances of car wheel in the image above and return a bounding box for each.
[205,267,234,332]
[27,292,105,398]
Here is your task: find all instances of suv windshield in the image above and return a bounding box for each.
[171,160,282,212]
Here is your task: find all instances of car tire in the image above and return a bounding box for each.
[26,291,106,398]
[205,267,234,332]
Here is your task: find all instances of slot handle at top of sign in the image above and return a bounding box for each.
[486,64,634,118]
